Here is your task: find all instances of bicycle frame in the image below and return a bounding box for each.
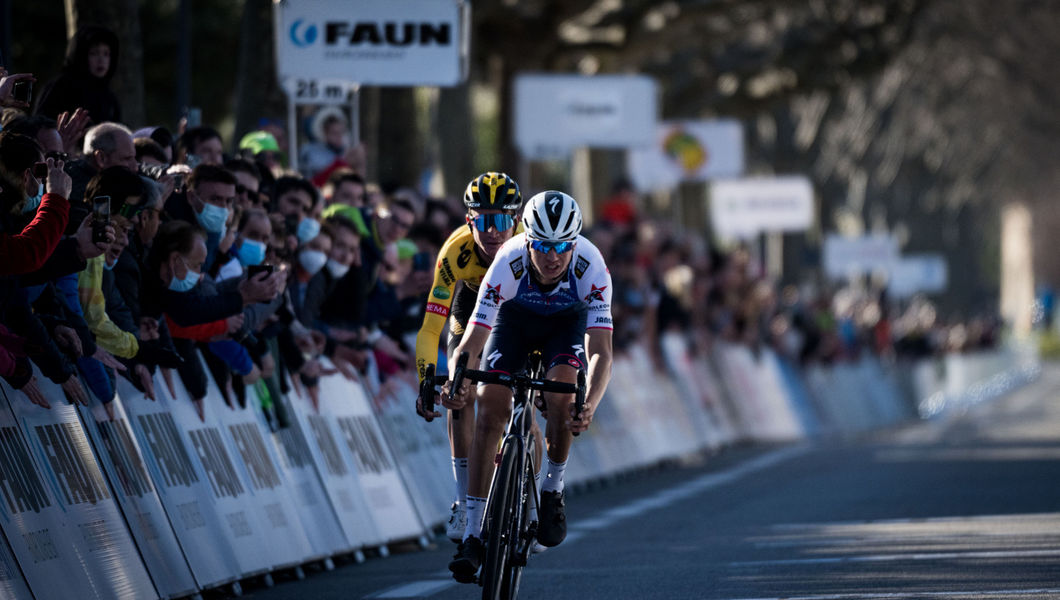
[447,351,585,600]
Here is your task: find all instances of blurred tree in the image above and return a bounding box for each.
[231,0,285,150]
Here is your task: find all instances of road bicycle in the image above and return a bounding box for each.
[441,351,584,600]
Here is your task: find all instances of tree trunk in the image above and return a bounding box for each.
[375,88,420,189]
[437,84,475,196]
[64,0,145,126]
[232,0,286,151]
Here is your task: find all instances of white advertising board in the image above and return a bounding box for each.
[0,528,31,600]
[285,380,382,549]
[82,378,198,599]
[627,119,745,191]
[0,375,157,600]
[710,176,815,239]
[823,233,900,279]
[209,388,314,569]
[315,370,426,543]
[275,0,468,86]
[888,254,948,297]
[514,74,658,159]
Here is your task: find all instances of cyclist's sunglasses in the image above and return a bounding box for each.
[468,213,515,232]
[529,239,573,254]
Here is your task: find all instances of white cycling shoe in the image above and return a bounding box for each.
[446,503,467,543]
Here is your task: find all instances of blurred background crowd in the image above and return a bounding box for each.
[0,22,1001,425]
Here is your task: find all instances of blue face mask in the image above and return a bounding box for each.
[297,217,321,244]
[196,202,228,234]
[103,258,116,271]
[168,257,200,292]
[22,187,43,214]
[237,239,266,267]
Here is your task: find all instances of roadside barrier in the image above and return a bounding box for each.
[0,337,1038,598]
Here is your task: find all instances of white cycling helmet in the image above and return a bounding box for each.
[522,191,583,243]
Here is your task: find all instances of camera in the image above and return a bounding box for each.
[246,264,274,279]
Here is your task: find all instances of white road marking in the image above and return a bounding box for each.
[364,444,808,598]
[726,588,1060,600]
[730,547,1060,568]
[366,579,457,598]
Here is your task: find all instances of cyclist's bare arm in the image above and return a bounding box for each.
[571,327,613,433]
[444,323,491,409]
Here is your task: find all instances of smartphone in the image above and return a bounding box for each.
[31,162,48,180]
[185,106,202,129]
[413,251,432,272]
[172,173,186,193]
[246,264,274,279]
[92,196,111,244]
[12,80,31,104]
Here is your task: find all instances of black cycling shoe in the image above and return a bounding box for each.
[448,536,484,583]
[537,490,567,547]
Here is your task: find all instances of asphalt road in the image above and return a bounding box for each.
[242,362,1060,600]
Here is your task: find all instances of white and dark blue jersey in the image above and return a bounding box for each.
[468,233,614,332]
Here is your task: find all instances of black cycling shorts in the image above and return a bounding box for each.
[479,302,587,375]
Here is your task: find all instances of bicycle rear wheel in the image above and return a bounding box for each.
[482,438,521,600]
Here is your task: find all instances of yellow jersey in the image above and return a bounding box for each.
[414,223,521,381]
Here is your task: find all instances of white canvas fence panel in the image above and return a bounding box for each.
[0,374,157,599]
[81,378,198,599]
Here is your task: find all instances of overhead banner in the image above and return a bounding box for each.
[0,376,157,600]
[627,119,745,191]
[275,0,468,86]
[81,379,198,599]
[888,254,948,298]
[710,176,815,239]
[823,233,899,279]
[514,74,658,159]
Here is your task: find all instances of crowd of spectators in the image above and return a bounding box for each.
[591,182,1002,370]
[0,25,1000,425]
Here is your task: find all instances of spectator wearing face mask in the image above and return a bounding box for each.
[35,25,122,125]
[164,164,236,272]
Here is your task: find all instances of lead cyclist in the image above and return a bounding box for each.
[444,191,614,582]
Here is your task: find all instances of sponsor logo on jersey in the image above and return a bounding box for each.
[483,282,504,304]
[474,312,488,321]
[426,302,449,316]
[432,286,451,300]
[509,257,524,279]
[568,358,582,368]
[457,243,473,269]
[574,256,589,278]
[594,316,612,325]
[584,283,607,304]
[440,258,456,286]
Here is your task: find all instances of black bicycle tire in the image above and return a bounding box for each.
[482,439,520,600]
[501,450,534,598]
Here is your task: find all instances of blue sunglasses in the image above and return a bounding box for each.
[469,213,516,232]
[529,239,573,254]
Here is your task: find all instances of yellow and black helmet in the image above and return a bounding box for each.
[463,172,522,211]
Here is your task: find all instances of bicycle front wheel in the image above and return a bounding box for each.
[482,438,521,600]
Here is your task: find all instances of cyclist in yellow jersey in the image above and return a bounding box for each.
[414,172,539,543]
